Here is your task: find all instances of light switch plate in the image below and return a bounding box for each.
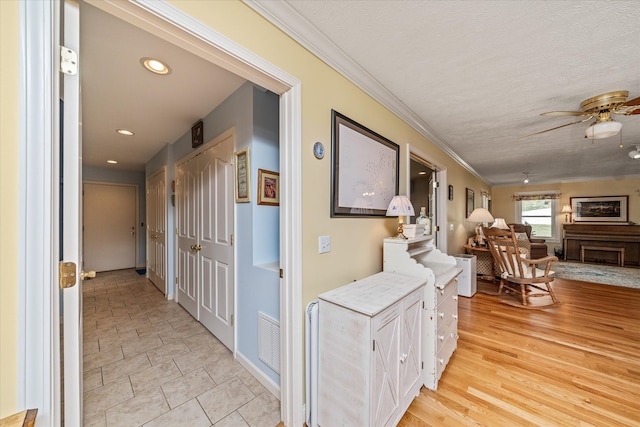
[319,235,331,253]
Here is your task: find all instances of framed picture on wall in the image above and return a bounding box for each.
[448,185,454,201]
[191,120,203,148]
[234,148,250,203]
[570,195,628,222]
[257,169,279,206]
[330,110,399,217]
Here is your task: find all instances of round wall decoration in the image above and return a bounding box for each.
[313,141,325,159]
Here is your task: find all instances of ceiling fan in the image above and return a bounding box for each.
[520,91,640,140]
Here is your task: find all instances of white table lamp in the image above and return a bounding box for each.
[386,195,415,239]
[467,207,494,245]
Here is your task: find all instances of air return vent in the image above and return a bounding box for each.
[258,312,280,374]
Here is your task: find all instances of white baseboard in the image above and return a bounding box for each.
[236,351,280,399]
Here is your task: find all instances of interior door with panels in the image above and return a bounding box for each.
[176,156,199,319]
[175,130,235,350]
[146,168,166,293]
[198,136,234,351]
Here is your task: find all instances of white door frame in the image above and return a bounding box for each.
[19,1,303,425]
[407,146,449,254]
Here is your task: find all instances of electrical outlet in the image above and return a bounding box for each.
[318,235,331,254]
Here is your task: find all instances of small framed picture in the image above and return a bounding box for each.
[257,169,279,206]
[234,148,250,203]
[191,121,203,148]
[448,185,454,201]
[466,188,475,217]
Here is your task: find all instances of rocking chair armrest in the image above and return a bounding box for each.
[522,255,558,265]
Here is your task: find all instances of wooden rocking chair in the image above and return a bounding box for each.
[483,226,559,307]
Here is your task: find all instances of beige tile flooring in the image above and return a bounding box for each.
[82,269,281,427]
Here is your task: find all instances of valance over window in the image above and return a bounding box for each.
[512,193,563,201]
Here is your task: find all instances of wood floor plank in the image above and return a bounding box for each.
[400,277,640,426]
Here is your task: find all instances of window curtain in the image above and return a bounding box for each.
[512,193,563,201]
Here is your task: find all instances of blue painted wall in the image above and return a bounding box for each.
[145,82,281,384]
[83,166,146,268]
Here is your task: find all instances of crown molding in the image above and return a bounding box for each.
[243,0,486,183]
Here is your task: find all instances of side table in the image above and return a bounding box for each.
[463,244,495,280]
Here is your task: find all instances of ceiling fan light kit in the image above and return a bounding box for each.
[629,146,640,160]
[584,120,622,139]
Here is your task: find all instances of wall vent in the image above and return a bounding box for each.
[258,311,280,374]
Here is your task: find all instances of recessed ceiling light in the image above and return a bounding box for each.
[107,160,118,164]
[117,129,134,136]
[140,57,171,75]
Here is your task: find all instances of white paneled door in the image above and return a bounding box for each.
[176,131,235,351]
[146,168,167,294]
[83,182,137,272]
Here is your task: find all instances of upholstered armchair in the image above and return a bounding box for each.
[508,223,548,259]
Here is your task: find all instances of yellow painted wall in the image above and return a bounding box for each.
[0,0,19,418]
[165,1,488,302]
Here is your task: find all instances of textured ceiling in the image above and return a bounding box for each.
[81,1,640,184]
[249,0,640,186]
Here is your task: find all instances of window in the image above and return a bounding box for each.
[515,194,560,240]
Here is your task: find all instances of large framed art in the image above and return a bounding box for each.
[330,110,400,217]
[570,195,628,223]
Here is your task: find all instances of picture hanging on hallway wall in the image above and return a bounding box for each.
[234,148,250,203]
[191,120,204,148]
[258,169,279,206]
[330,109,399,217]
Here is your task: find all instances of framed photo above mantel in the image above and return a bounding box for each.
[330,110,400,217]
[570,195,628,223]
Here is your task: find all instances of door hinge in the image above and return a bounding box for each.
[230,234,234,246]
[433,181,440,188]
[60,46,78,75]
[279,268,283,279]
[175,277,178,284]
[373,340,376,351]
[421,361,424,369]
[59,262,77,289]
[231,314,234,327]
[434,225,440,231]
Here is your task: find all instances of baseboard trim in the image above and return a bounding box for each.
[236,351,280,399]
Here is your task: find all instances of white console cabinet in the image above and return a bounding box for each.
[383,235,461,390]
[318,272,425,427]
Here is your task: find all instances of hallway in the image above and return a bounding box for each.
[81,269,280,426]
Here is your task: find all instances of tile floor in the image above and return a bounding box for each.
[82,269,281,427]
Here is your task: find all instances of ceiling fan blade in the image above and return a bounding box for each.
[540,111,593,117]
[622,96,640,107]
[518,116,593,140]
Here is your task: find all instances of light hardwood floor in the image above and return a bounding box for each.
[399,277,640,426]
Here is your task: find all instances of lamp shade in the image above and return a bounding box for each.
[561,204,572,214]
[386,195,415,217]
[490,218,509,229]
[467,207,494,223]
[585,121,622,139]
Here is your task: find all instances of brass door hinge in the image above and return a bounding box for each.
[230,234,234,246]
[59,262,76,289]
[279,268,283,279]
